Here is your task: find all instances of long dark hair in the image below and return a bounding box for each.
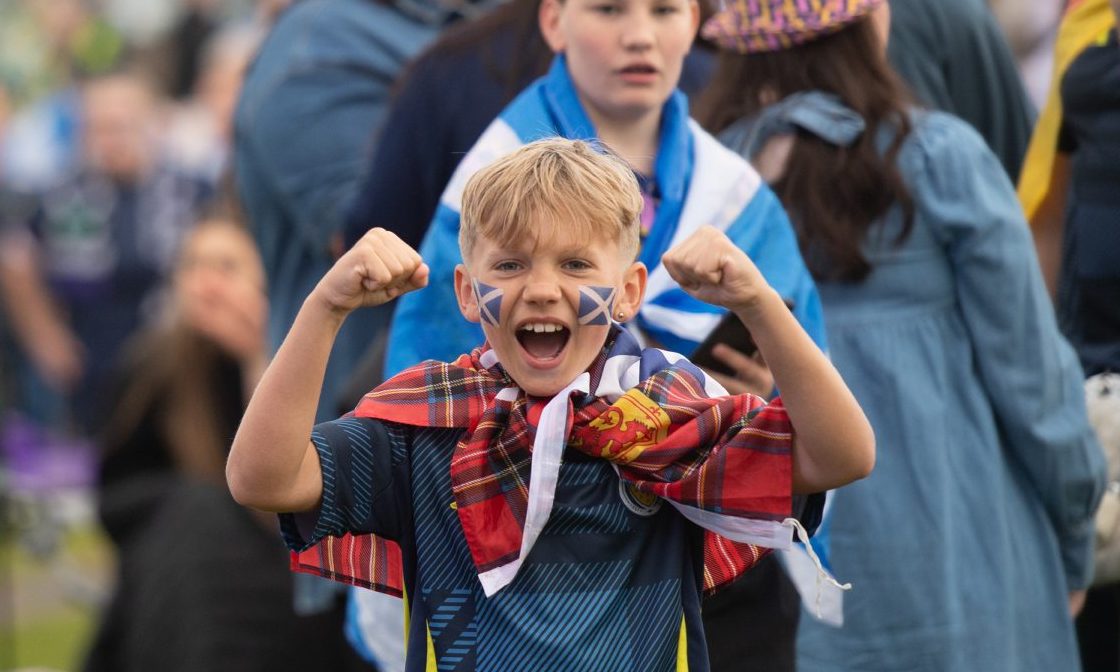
[696,17,914,283]
[100,215,253,483]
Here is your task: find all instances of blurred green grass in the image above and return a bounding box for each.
[1,520,112,672]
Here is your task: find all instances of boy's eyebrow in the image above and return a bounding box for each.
[483,240,598,258]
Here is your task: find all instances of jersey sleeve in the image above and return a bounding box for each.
[280,416,407,551]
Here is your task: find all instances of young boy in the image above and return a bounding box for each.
[227,138,874,671]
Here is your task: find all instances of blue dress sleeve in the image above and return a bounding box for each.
[914,113,1106,588]
[384,203,484,376]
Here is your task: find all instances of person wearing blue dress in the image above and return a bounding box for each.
[697,1,1106,669]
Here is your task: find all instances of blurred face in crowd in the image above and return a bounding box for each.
[538,0,699,127]
[81,75,158,183]
[33,0,87,48]
[175,221,267,360]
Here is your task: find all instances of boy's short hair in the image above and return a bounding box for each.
[459,138,643,262]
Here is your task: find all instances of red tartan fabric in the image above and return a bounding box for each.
[291,334,792,595]
[290,531,404,597]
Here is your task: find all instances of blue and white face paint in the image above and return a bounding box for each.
[473,279,504,327]
[578,285,617,326]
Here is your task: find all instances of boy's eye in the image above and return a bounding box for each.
[494,260,523,272]
[563,259,593,271]
[592,3,621,15]
[653,4,679,14]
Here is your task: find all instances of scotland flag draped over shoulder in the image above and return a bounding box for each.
[379,55,842,622]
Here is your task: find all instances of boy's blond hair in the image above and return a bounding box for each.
[459,138,643,262]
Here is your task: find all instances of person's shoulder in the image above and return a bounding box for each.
[688,117,753,169]
[269,0,405,34]
[253,0,429,70]
[686,117,766,199]
[899,109,992,176]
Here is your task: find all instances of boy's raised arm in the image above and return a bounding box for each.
[227,229,429,512]
[662,226,874,494]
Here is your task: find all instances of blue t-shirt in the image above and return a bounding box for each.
[281,416,712,672]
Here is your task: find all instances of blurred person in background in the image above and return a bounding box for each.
[164,0,227,100]
[697,0,1105,669]
[342,0,717,254]
[164,23,262,182]
[988,0,1065,109]
[81,214,367,672]
[1018,1,1120,668]
[886,0,1034,181]
[0,71,210,443]
[0,0,124,192]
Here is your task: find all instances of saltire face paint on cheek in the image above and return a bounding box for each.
[578,285,616,325]
[473,279,504,326]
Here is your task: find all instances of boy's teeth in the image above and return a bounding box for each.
[521,323,562,333]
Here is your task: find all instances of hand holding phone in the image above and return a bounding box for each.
[690,300,794,390]
[690,313,758,378]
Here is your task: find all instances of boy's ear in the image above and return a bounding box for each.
[454,264,481,324]
[539,0,566,53]
[615,261,647,322]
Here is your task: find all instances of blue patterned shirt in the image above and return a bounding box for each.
[281,416,712,672]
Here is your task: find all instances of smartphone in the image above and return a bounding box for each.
[690,314,758,378]
[689,300,795,378]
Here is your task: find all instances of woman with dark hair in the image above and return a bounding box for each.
[696,2,1104,670]
[83,216,368,672]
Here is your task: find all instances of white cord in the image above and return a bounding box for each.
[783,517,851,620]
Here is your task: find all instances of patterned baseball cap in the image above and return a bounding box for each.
[701,0,885,54]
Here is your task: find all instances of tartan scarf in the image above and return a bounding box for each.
[291,327,794,597]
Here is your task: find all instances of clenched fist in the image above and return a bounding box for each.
[661,226,770,313]
[314,228,429,314]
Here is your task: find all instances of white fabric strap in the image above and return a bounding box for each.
[477,373,590,596]
[476,342,803,597]
[780,517,851,627]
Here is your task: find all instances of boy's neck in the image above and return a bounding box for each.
[589,109,662,177]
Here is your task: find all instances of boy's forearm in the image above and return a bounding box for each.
[734,291,875,493]
[227,293,346,511]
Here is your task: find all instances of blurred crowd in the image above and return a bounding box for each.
[0,0,1117,671]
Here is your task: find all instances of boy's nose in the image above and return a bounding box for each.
[522,276,563,306]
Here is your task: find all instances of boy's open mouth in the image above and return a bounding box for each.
[517,322,570,360]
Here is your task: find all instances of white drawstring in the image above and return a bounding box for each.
[783,517,851,620]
